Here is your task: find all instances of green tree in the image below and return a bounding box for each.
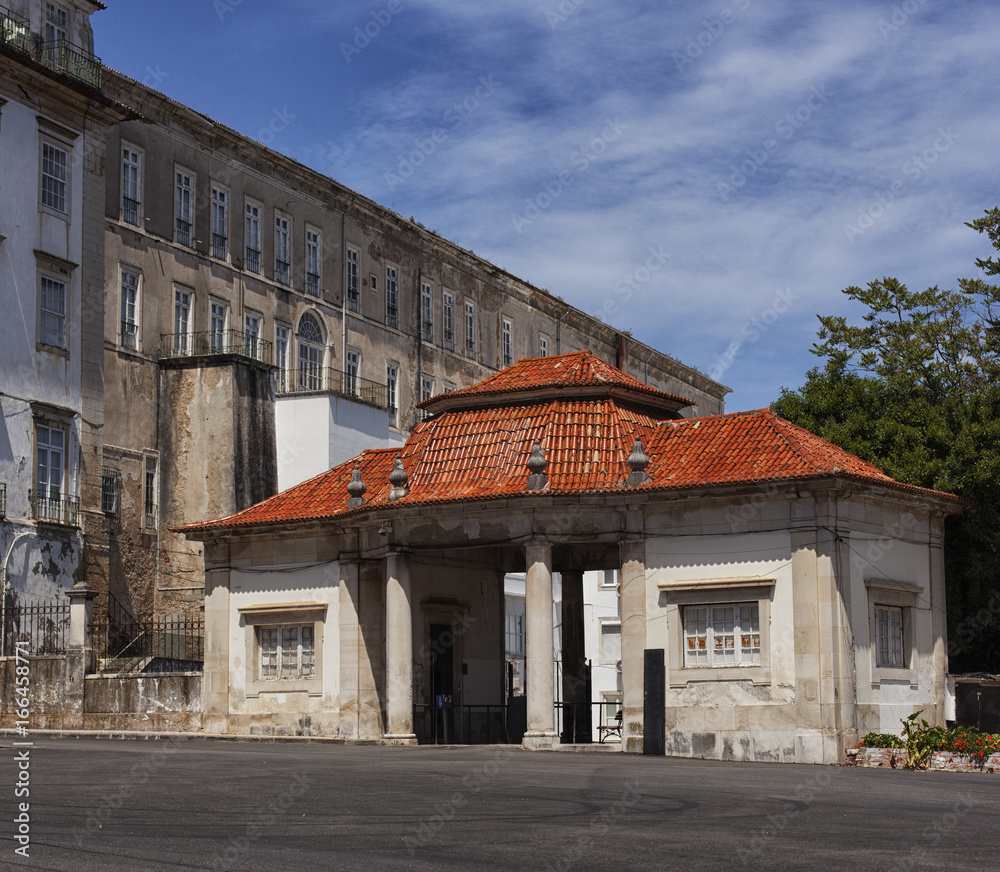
[773,209,1000,673]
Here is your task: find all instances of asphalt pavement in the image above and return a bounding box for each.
[0,738,996,871]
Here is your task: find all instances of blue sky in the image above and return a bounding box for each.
[94,0,999,411]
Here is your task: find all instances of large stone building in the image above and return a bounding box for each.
[1,0,727,629]
[178,351,963,762]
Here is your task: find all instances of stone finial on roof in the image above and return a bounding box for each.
[347,463,367,509]
[388,455,409,502]
[627,438,651,487]
[526,439,548,491]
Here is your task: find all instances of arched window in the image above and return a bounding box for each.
[297,313,324,390]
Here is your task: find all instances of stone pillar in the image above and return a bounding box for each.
[561,570,589,743]
[524,541,559,749]
[790,528,823,764]
[202,564,230,733]
[929,516,949,727]
[384,551,416,744]
[620,537,646,753]
[338,560,361,739]
[65,581,98,729]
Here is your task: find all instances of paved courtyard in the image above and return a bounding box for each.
[1,738,997,871]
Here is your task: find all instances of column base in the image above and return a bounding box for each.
[382,733,418,746]
[522,731,561,751]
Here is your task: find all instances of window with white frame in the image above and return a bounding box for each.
[274,214,291,285]
[540,335,549,358]
[275,323,289,392]
[306,229,321,296]
[443,292,455,350]
[600,621,622,664]
[101,466,121,519]
[43,4,68,70]
[601,569,618,589]
[33,421,70,523]
[211,187,228,259]
[875,605,905,668]
[257,625,315,680]
[175,170,194,246]
[40,140,68,213]
[245,202,261,273]
[505,613,524,656]
[173,288,192,354]
[297,313,324,390]
[210,300,228,352]
[386,363,398,423]
[122,147,142,226]
[502,319,512,366]
[345,349,360,395]
[421,282,433,342]
[421,376,434,403]
[464,302,475,358]
[39,275,66,348]
[683,603,760,668]
[143,454,158,529]
[120,269,139,350]
[346,249,360,312]
[385,266,399,328]
[245,311,262,360]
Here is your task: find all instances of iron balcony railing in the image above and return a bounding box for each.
[443,330,455,352]
[122,196,140,227]
[0,5,30,54]
[120,320,137,350]
[212,233,228,260]
[29,490,80,526]
[175,218,192,247]
[347,288,360,313]
[39,39,102,89]
[387,306,398,329]
[0,482,6,517]
[276,366,390,408]
[306,272,320,296]
[160,329,273,365]
[245,247,261,273]
[275,260,290,286]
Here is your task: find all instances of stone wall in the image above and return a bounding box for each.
[0,657,70,730]
[82,674,203,731]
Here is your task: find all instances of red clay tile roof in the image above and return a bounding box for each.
[420,350,692,416]
[177,400,963,536]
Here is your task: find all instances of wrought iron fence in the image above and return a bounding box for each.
[275,365,390,408]
[39,39,102,89]
[0,5,30,53]
[92,614,204,674]
[160,329,273,365]
[1,601,70,656]
[28,490,79,526]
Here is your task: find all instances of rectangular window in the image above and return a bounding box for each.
[443,293,455,351]
[144,455,157,529]
[601,569,618,589]
[245,311,261,360]
[43,3,67,68]
[345,349,360,395]
[175,170,193,246]
[502,319,512,366]
[274,214,291,285]
[421,376,434,403]
[245,203,261,273]
[600,622,622,664]
[39,275,66,348]
[173,289,192,354]
[875,605,905,668]
[443,380,456,394]
[306,230,321,296]
[210,300,228,352]
[120,269,139,350]
[259,625,315,680]
[33,422,74,524]
[683,603,760,668]
[386,363,398,426]
[275,324,289,392]
[385,266,399,328]
[122,147,141,226]
[41,141,68,213]
[540,336,549,358]
[421,283,433,342]
[464,302,476,358]
[346,249,360,312]
[101,466,121,519]
[505,613,524,655]
[211,187,228,259]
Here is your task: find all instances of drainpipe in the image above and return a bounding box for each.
[416,267,423,427]
[556,307,569,355]
[341,195,357,369]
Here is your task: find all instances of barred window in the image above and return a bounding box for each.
[258,625,315,680]
[683,603,760,668]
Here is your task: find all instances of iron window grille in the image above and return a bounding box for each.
[122,196,140,227]
[101,467,121,520]
[245,247,261,274]
[212,233,228,260]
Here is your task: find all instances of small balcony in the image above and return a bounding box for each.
[0,6,30,54]
[275,259,290,286]
[212,233,228,260]
[276,366,390,409]
[387,305,398,330]
[175,218,192,247]
[245,247,261,273]
[122,197,140,227]
[306,272,320,296]
[120,320,138,350]
[29,490,79,526]
[39,38,102,89]
[160,329,273,366]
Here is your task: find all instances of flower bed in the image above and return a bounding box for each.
[854,715,1000,772]
[854,747,1000,772]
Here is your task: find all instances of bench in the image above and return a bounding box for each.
[598,710,623,743]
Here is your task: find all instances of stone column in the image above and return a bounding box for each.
[929,516,949,726]
[65,581,98,729]
[202,564,231,733]
[790,528,823,764]
[524,541,559,749]
[560,570,589,743]
[338,560,360,739]
[620,538,646,754]
[384,551,416,744]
